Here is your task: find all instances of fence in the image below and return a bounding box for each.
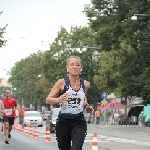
[95,116,150,128]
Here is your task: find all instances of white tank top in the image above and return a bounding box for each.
[59,77,85,119]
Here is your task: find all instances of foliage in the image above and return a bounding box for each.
[8,51,50,108]
[0,86,11,99]
[41,26,101,109]
[8,0,150,109]
[0,11,7,48]
[84,0,150,101]
[93,41,135,96]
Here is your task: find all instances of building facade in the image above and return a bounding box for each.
[0,78,12,87]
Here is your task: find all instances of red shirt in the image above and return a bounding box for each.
[2,97,17,118]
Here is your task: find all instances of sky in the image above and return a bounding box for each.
[0,0,90,79]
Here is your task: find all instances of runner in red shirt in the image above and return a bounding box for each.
[2,90,17,144]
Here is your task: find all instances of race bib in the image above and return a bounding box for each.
[5,108,12,116]
[65,91,85,110]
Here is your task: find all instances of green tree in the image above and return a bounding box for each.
[0,86,11,98]
[41,26,101,110]
[85,0,150,101]
[94,41,135,95]
[0,11,7,48]
[94,50,121,93]
[8,51,49,109]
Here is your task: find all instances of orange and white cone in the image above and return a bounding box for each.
[26,126,30,135]
[24,126,28,134]
[12,124,16,130]
[91,133,98,150]
[20,124,24,133]
[45,128,51,141]
[12,124,17,130]
[15,124,19,131]
[33,127,38,138]
[28,126,33,136]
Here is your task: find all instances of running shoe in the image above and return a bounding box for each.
[8,134,11,139]
[5,140,9,144]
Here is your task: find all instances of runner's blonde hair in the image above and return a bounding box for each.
[66,56,82,65]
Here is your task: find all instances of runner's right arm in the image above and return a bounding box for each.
[0,101,5,113]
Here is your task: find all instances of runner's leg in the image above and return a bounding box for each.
[56,116,71,150]
[8,118,15,138]
[71,119,87,150]
[3,117,9,144]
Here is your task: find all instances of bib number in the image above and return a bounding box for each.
[5,109,12,116]
[65,91,85,110]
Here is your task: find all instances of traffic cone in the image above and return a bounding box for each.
[24,126,29,134]
[93,133,98,141]
[28,126,33,136]
[20,124,24,133]
[25,125,30,135]
[45,128,51,141]
[16,124,20,131]
[12,124,16,130]
[91,133,98,150]
[33,127,38,138]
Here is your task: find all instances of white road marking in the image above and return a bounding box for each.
[37,132,136,143]
[14,126,137,144]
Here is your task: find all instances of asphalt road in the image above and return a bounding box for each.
[1,121,150,150]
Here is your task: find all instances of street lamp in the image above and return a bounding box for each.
[131,14,150,20]
[38,74,43,78]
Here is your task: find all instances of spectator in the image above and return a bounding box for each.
[114,112,119,124]
[138,111,145,127]
[19,106,24,124]
[95,109,101,124]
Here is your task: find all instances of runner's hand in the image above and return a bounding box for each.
[58,93,70,103]
[86,106,94,115]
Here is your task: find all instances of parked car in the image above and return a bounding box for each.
[24,111,43,127]
[42,111,51,121]
[49,108,60,133]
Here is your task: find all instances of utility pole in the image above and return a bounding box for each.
[131,14,150,20]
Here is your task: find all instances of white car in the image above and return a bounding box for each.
[24,111,43,127]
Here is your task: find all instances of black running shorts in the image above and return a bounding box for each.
[3,116,15,125]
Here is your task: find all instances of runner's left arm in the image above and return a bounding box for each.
[13,99,18,112]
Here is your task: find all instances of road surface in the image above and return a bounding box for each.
[1,122,150,150]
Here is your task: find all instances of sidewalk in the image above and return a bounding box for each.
[91,122,150,130]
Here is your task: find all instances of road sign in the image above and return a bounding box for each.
[102,93,107,99]
[110,103,114,108]
[101,99,108,105]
